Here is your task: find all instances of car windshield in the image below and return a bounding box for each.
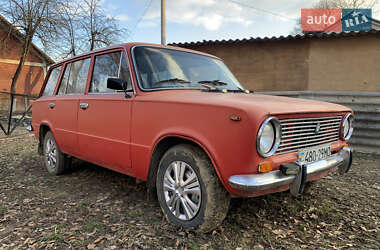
[133,47,244,91]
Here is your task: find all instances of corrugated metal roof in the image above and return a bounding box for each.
[171,30,380,47]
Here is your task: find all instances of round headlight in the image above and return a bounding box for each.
[257,117,281,157]
[341,113,354,140]
[260,123,275,153]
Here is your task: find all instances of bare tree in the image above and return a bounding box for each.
[0,0,127,87]
[315,0,378,8]
[0,0,61,135]
[80,0,126,51]
[41,0,127,58]
[0,0,59,94]
[39,1,86,58]
[59,2,81,56]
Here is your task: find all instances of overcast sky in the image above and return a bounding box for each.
[103,0,380,44]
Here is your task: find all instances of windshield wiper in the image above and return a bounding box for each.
[198,80,250,93]
[153,78,192,85]
[198,80,228,86]
[235,87,250,93]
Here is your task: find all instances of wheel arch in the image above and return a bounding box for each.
[38,122,54,155]
[146,134,223,201]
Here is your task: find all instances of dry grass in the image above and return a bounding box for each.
[0,132,379,249]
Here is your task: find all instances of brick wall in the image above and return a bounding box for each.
[0,62,44,95]
[184,40,309,92]
[308,36,380,92]
[0,27,47,96]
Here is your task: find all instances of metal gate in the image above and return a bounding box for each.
[0,91,36,136]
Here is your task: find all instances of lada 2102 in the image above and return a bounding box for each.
[29,43,353,232]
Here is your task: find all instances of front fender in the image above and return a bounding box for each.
[151,131,225,187]
[130,100,260,195]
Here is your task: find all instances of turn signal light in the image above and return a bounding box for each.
[258,161,273,173]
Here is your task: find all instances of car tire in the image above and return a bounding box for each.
[43,131,70,175]
[156,144,230,232]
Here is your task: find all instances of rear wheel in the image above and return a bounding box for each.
[156,144,230,232]
[43,131,70,175]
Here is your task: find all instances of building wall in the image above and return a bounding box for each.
[181,35,380,92]
[185,41,309,92]
[0,27,46,96]
[308,36,380,92]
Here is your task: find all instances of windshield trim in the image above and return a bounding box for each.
[130,45,234,92]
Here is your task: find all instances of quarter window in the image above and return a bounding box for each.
[58,58,91,95]
[42,66,62,96]
[90,51,132,93]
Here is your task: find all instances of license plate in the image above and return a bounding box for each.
[298,144,331,164]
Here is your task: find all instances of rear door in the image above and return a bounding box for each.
[51,57,91,156]
[32,65,63,138]
[77,50,134,172]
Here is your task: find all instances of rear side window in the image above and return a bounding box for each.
[89,51,132,93]
[42,66,62,96]
[58,58,91,95]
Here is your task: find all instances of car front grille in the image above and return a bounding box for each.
[275,116,342,155]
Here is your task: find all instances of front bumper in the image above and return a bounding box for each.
[228,147,352,192]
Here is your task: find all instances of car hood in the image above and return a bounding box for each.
[138,90,351,116]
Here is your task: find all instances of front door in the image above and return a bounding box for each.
[77,50,133,173]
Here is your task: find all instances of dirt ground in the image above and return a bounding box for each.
[0,132,379,249]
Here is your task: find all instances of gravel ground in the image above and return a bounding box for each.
[0,132,379,249]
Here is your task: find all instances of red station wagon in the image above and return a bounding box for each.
[30,43,353,232]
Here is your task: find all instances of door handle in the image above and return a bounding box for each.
[49,103,55,109]
[79,102,89,109]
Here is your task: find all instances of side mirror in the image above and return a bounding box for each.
[107,78,125,90]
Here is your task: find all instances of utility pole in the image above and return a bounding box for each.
[161,0,166,45]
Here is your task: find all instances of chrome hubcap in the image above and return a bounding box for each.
[45,138,57,170]
[163,161,201,221]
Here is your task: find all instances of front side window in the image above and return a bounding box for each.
[133,47,244,91]
[90,51,132,93]
[58,58,91,95]
[42,66,62,96]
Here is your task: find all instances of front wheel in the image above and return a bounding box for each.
[156,144,230,232]
[43,131,70,175]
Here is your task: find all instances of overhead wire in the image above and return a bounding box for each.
[127,0,297,42]
[226,0,297,21]
[127,0,154,42]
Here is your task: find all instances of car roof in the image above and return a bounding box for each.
[48,42,220,68]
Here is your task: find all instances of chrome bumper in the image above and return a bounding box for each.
[228,147,352,192]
